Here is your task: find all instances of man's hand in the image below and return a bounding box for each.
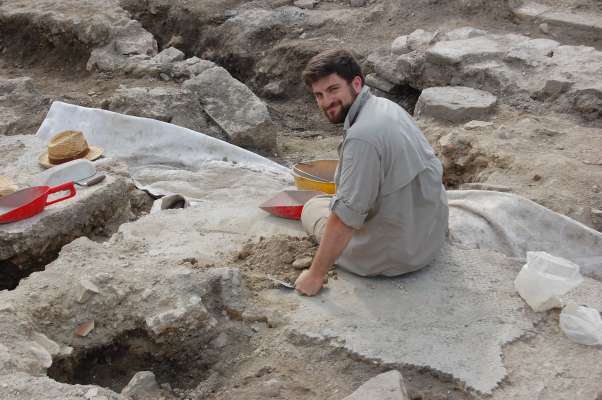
[295,269,324,296]
[295,212,354,296]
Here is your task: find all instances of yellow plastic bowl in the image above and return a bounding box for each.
[292,159,338,194]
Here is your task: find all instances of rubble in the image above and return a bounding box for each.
[369,28,602,122]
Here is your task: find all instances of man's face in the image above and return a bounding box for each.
[311,74,362,124]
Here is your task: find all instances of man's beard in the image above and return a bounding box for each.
[322,85,359,124]
[323,102,353,124]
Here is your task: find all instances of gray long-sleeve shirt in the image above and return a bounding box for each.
[330,86,448,276]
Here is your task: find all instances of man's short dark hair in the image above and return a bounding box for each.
[302,49,363,88]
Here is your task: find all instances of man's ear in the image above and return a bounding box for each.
[351,76,363,93]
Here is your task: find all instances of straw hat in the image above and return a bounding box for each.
[0,176,18,198]
[39,130,103,169]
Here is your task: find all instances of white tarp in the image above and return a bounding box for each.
[35,101,290,198]
[448,190,602,279]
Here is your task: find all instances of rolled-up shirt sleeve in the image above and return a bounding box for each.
[330,138,380,229]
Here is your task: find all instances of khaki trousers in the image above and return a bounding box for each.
[300,195,333,242]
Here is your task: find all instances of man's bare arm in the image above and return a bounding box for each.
[295,212,354,295]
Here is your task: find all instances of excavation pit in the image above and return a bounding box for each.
[47,329,216,393]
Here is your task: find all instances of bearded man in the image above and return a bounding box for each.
[294,49,449,296]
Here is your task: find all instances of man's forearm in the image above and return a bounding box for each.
[309,212,354,277]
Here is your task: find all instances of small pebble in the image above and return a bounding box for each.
[292,256,313,269]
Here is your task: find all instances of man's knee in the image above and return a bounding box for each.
[301,195,332,241]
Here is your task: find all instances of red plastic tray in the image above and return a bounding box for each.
[259,190,323,220]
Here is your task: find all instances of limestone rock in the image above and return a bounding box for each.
[183,66,277,151]
[342,370,409,400]
[391,35,410,55]
[406,29,438,51]
[414,86,497,123]
[426,35,521,65]
[145,295,209,335]
[262,80,286,99]
[106,86,225,140]
[88,20,158,72]
[0,374,121,400]
[504,38,559,66]
[442,27,487,41]
[292,257,313,270]
[394,28,602,119]
[365,74,397,94]
[512,2,602,45]
[464,120,494,130]
[367,50,410,85]
[0,77,49,136]
[172,57,216,79]
[294,0,318,9]
[0,0,129,54]
[76,278,101,304]
[512,1,551,20]
[121,371,161,400]
[350,0,367,7]
[152,47,185,64]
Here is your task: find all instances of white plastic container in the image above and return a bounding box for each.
[559,302,602,346]
[514,251,583,312]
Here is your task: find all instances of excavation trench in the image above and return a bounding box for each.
[118,0,316,97]
[47,328,219,393]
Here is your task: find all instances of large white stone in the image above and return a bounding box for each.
[504,38,560,66]
[391,35,410,55]
[414,86,497,123]
[151,46,185,64]
[426,36,512,65]
[184,66,277,151]
[121,371,161,399]
[406,29,437,51]
[442,26,487,41]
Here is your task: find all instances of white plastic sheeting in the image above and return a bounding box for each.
[35,101,290,198]
[447,190,602,279]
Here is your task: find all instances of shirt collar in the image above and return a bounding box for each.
[343,86,372,131]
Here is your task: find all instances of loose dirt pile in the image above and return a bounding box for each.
[191,234,340,291]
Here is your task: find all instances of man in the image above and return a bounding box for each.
[294,49,449,296]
